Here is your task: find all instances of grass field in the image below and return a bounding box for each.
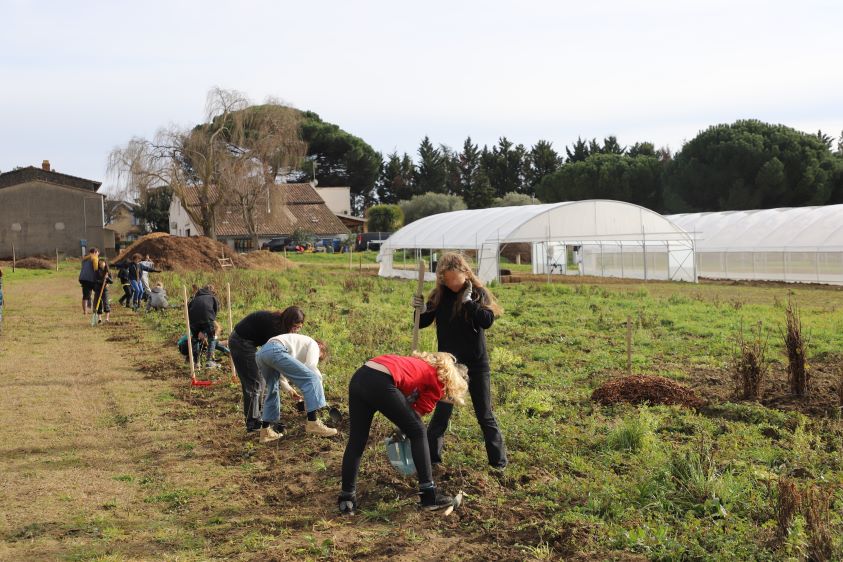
[140,259,843,561]
[3,258,843,560]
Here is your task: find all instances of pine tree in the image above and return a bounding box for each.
[565,137,590,162]
[415,136,448,193]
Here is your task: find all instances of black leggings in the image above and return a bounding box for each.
[427,368,507,468]
[341,366,432,493]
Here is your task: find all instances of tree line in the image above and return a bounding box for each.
[370,122,843,226]
[109,88,843,238]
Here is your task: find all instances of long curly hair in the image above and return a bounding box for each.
[426,252,502,318]
[413,351,468,405]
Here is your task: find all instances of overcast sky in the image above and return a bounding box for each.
[2,0,841,189]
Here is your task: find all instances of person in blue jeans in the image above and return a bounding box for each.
[126,253,159,310]
[255,332,337,443]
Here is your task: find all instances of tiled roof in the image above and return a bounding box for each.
[180,183,349,237]
[0,166,101,191]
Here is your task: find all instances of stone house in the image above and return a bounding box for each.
[0,161,114,258]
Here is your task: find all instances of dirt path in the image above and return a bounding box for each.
[0,273,258,560]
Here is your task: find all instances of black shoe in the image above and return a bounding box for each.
[419,487,460,515]
[338,491,357,515]
[272,422,286,435]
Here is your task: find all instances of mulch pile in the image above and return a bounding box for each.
[592,375,706,409]
[13,257,54,270]
[114,234,292,272]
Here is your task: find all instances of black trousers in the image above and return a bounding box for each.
[341,366,433,493]
[427,368,507,468]
[119,284,131,306]
[229,331,265,430]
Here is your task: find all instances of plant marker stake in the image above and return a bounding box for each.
[183,285,196,383]
[55,248,59,271]
[626,315,632,376]
[11,242,15,272]
[227,282,238,383]
[412,259,425,352]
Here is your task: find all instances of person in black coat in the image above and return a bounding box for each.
[188,285,220,366]
[413,252,508,470]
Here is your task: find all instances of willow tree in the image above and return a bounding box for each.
[108,88,306,244]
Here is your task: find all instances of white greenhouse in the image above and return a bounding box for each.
[378,200,697,284]
[667,205,843,285]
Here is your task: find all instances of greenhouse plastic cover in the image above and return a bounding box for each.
[667,205,843,251]
[381,200,692,252]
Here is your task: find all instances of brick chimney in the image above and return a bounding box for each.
[41,160,51,171]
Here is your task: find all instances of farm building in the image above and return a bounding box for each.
[667,205,843,284]
[0,161,114,258]
[378,200,696,284]
[169,182,349,251]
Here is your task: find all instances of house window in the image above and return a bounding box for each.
[132,215,141,226]
[234,238,254,252]
[186,228,191,237]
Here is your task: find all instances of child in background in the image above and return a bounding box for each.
[147,281,169,311]
[116,262,131,308]
[93,259,113,322]
[413,252,508,471]
[140,255,155,303]
[188,285,220,367]
[126,253,159,310]
[78,247,99,314]
[338,351,468,515]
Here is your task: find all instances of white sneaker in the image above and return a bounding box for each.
[306,419,338,437]
[259,426,283,443]
[206,360,221,369]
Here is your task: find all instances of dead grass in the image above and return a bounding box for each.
[784,298,810,397]
[732,321,768,400]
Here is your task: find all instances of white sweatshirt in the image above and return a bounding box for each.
[266,333,324,391]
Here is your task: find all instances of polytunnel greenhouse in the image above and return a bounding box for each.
[667,204,843,284]
[378,200,697,284]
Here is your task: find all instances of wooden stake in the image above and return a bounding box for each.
[626,315,632,376]
[412,259,426,351]
[227,282,237,382]
[11,242,15,273]
[183,285,196,382]
[55,248,59,271]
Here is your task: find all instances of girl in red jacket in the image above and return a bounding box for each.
[338,351,468,515]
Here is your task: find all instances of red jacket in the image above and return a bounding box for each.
[369,355,444,415]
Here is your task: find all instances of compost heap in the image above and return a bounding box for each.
[591,375,705,409]
[114,234,293,272]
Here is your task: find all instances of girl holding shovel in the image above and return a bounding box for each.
[338,351,468,515]
[92,259,113,323]
[412,252,508,471]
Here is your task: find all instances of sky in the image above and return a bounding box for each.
[2,0,841,192]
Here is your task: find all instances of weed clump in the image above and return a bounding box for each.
[732,321,768,400]
[784,298,809,397]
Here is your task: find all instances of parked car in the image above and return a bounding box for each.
[355,231,392,252]
[261,238,297,252]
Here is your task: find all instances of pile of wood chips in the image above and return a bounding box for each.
[592,375,706,409]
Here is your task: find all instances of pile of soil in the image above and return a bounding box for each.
[239,250,296,271]
[592,375,706,409]
[13,257,54,270]
[114,234,291,272]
